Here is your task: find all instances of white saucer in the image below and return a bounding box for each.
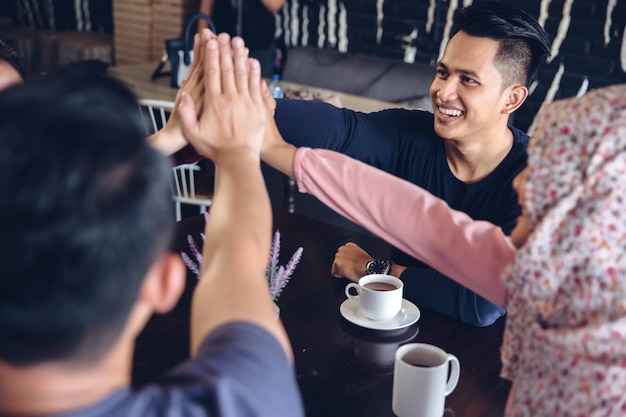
[340,298,420,330]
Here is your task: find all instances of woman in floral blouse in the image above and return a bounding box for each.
[498,84,626,415]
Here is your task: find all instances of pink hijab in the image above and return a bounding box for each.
[500,84,626,415]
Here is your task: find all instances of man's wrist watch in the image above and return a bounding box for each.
[365,257,394,275]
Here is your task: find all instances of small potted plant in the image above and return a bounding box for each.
[182,213,303,313]
[266,230,303,303]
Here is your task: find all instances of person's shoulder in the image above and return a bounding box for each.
[371,107,434,132]
[377,107,432,119]
[491,127,529,179]
[128,322,303,417]
[195,321,285,358]
[509,125,531,148]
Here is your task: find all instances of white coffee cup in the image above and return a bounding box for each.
[345,274,403,320]
[392,343,460,417]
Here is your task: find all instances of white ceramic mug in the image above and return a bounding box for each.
[345,274,403,320]
[392,343,460,417]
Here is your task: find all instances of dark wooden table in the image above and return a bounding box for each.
[132,209,511,417]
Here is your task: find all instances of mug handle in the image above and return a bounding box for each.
[444,354,460,396]
[345,283,360,300]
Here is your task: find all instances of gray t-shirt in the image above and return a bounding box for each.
[50,322,304,417]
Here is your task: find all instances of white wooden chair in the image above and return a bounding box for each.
[137,98,174,135]
[138,99,213,221]
[170,163,213,221]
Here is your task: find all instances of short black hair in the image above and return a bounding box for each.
[0,38,26,80]
[456,1,552,87]
[0,69,174,365]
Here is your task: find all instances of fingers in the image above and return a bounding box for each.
[248,58,262,102]
[330,242,370,281]
[201,33,261,104]
[191,32,204,76]
[180,31,212,114]
[205,35,221,99]
[218,33,236,94]
[182,29,209,88]
[331,261,344,278]
[331,243,349,278]
[178,92,199,140]
[232,37,250,95]
[209,35,260,101]
[261,82,276,114]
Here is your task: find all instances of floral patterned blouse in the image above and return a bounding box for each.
[501,84,626,416]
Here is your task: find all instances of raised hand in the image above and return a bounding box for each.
[179,33,266,163]
[149,28,214,155]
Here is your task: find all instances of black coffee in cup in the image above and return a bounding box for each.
[364,282,398,291]
[402,351,443,368]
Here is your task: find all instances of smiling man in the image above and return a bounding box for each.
[266,1,551,326]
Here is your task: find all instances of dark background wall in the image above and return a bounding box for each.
[8,0,113,33]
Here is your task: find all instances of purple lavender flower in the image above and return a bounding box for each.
[181,219,302,301]
[265,231,303,301]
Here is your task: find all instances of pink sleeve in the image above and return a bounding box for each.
[293,147,515,308]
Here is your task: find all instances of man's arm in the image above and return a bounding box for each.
[179,33,291,359]
[273,99,411,170]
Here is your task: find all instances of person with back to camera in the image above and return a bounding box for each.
[260,75,626,415]
[0,31,304,417]
[269,1,552,327]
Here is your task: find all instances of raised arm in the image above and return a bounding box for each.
[179,33,291,359]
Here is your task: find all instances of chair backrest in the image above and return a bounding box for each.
[138,99,175,135]
[170,162,213,221]
[138,99,213,220]
[171,163,202,200]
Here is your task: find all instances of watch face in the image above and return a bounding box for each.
[367,258,390,274]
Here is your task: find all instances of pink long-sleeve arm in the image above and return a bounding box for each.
[293,147,516,308]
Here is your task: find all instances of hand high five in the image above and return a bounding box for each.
[179,33,267,163]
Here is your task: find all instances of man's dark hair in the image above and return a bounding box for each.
[456,1,552,88]
[0,38,26,80]
[0,69,174,365]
